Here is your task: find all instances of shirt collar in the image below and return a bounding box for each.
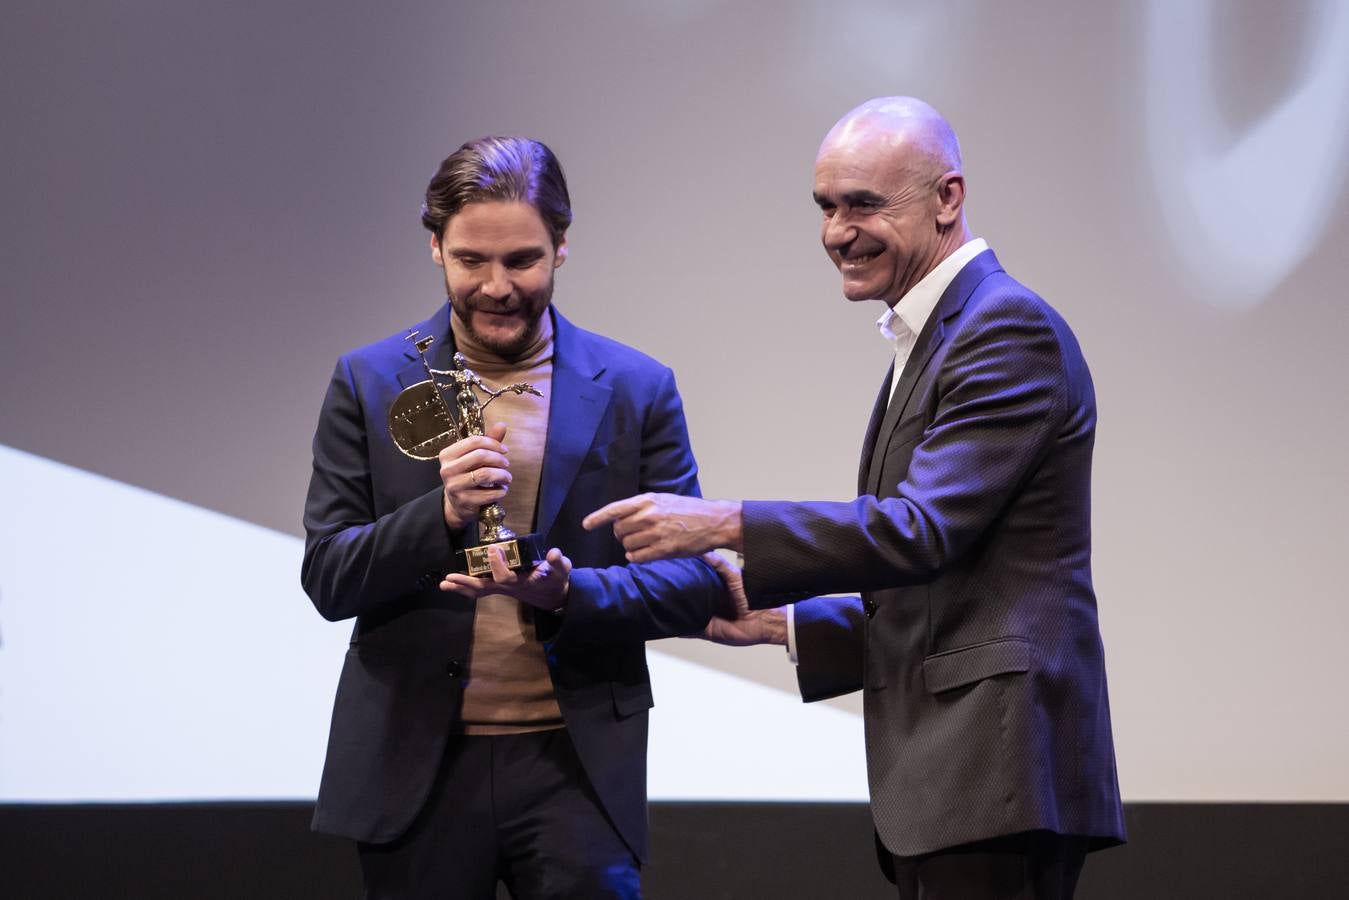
[877,238,988,345]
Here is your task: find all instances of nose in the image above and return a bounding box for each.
[822,213,854,253]
[481,263,512,301]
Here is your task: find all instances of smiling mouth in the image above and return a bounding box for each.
[842,250,880,268]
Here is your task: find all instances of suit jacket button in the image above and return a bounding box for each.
[863,598,877,619]
[445,660,463,678]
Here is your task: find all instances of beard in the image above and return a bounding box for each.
[446,274,554,359]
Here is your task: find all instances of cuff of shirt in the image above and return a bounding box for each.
[786,603,798,665]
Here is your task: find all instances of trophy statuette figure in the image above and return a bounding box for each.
[388,331,545,577]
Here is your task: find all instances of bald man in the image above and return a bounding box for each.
[585,98,1126,898]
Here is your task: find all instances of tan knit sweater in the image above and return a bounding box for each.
[451,309,564,735]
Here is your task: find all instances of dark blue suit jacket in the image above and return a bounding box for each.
[741,250,1126,859]
[301,304,723,859]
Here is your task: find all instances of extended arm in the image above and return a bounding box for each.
[743,296,1070,602]
[553,367,726,645]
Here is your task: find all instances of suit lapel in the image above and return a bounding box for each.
[866,316,945,496]
[535,308,612,541]
[863,249,1004,496]
[857,363,893,495]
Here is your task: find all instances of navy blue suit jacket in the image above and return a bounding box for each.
[301,304,723,859]
[742,250,1126,859]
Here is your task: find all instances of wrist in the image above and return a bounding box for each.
[761,608,788,646]
[716,500,745,552]
[443,492,466,529]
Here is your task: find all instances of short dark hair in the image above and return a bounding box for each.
[421,137,572,246]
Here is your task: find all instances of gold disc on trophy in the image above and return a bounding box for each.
[388,380,460,460]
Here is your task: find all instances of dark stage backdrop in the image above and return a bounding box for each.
[4,802,1349,898]
[3,0,1348,814]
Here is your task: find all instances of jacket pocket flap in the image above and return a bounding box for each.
[923,638,1030,694]
[612,681,654,717]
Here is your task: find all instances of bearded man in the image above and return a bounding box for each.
[301,136,723,899]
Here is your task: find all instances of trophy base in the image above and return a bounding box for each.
[460,533,544,578]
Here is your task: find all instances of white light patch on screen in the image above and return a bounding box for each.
[1144,0,1349,308]
[0,445,867,802]
[646,647,868,802]
[0,444,351,801]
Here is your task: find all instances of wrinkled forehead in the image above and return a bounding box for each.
[823,109,891,147]
[814,127,916,191]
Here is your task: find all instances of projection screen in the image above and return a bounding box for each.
[2,0,1347,804]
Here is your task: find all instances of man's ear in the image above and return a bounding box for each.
[935,172,966,228]
[429,233,445,267]
[553,234,568,268]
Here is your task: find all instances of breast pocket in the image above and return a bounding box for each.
[577,434,638,477]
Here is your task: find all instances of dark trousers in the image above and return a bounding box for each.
[358,729,640,900]
[887,831,1089,900]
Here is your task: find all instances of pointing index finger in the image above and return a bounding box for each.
[582,495,647,531]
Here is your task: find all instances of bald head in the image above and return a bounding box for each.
[821,97,963,184]
[813,97,973,306]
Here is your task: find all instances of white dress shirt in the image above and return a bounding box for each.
[786,238,990,663]
[877,237,989,401]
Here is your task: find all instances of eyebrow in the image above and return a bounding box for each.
[447,245,548,260]
[814,189,887,207]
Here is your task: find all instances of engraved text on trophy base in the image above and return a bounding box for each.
[465,540,522,576]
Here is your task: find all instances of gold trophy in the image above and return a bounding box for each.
[388,331,544,577]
